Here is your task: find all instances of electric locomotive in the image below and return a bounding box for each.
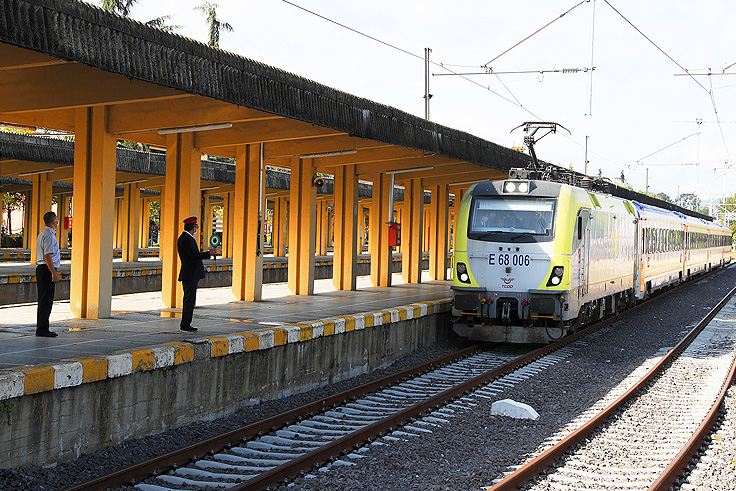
[451,177,731,344]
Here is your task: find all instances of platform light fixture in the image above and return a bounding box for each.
[449,179,487,186]
[117,179,148,185]
[385,166,434,175]
[267,149,358,160]
[299,150,358,159]
[157,123,233,135]
[18,169,55,177]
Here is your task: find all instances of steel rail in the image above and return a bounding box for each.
[227,277,710,491]
[486,284,736,491]
[228,328,592,490]
[61,344,485,491]
[648,304,736,490]
[63,265,731,491]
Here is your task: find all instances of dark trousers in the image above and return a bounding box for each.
[36,264,55,334]
[181,280,199,328]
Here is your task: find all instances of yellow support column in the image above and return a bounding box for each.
[429,184,449,280]
[288,157,317,295]
[327,199,335,253]
[112,196,120,249]
[220,192,234,259]
[70,106,117,319]
[23,191,31,249]
[358,204,368,256]
[369,174,392,287]
[232,145,265,301]
[28,172,53,264]
[121,183,141,262]
[452,188,465,253]
[333,164,358,290]
[157,191,164,251]
[316,199,329,256]
[139,197,150,249]
[200,191,213,251]
[401,178,423,284]
[424,205,431,252]
[394,206,403,255]
[161,132,201,310]
[272,196,288,257]
[58,194,71,249]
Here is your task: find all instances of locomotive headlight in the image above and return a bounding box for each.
[546,266,565,287]
[503,180,530,194]
[457,262,471,284]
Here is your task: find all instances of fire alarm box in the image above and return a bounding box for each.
[64,217,72,229]
[387,221,401,247]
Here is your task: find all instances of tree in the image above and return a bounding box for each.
[654,192,673,203]
[101,0,180,31]
[2,192,25,246]
[101,0,136,17]
[194,2,233,48]
[145,15,182,32]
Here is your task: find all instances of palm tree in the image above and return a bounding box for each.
[101,0,181,31]
[101,0,136,17]
[145,15,182,32]
[194,1,233,48]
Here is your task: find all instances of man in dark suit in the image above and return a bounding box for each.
[177,216,219,332]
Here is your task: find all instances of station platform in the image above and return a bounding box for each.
[0,251,423,305]
[0,270,454,468]
[0,271,452,369]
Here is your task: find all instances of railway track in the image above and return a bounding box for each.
[487,284,736,491]
[62,268,732,491]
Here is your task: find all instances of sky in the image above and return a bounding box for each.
[123,0,736,204]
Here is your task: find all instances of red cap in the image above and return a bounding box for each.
[183,216,198,224]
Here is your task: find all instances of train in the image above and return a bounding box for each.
[451,178,732,344]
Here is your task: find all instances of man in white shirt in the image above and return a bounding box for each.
[36,211,60,337]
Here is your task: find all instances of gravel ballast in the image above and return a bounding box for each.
[0,340,472,491]
[282,267,736,491]
[2,267,734,491]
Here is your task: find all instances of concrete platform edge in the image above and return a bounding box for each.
[0,299,452,468]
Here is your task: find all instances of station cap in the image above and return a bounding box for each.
[183,216,198,225]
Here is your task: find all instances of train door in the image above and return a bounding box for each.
[633,217,641,293]
[575,209,590,298]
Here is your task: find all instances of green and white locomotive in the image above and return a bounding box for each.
[451,177,731,344]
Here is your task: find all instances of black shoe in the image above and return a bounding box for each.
[180,326,198,332]
[36,331,58,337]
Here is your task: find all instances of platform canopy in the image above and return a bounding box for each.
[0,0,528,179]
[0,0,530,319]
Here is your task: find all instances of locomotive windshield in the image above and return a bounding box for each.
[468,197,556,239]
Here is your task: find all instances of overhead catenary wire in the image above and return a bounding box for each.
[602,0,732,165]
[280,1,724,199]
[280,0,543,116]
[433,67,594,76]
[586,0,597,115]
[634,133,699,164]
[482,0,589,67]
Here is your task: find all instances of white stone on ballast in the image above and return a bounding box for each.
[491,399,539,420]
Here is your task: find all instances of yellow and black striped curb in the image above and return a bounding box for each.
[0,299,451,401]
